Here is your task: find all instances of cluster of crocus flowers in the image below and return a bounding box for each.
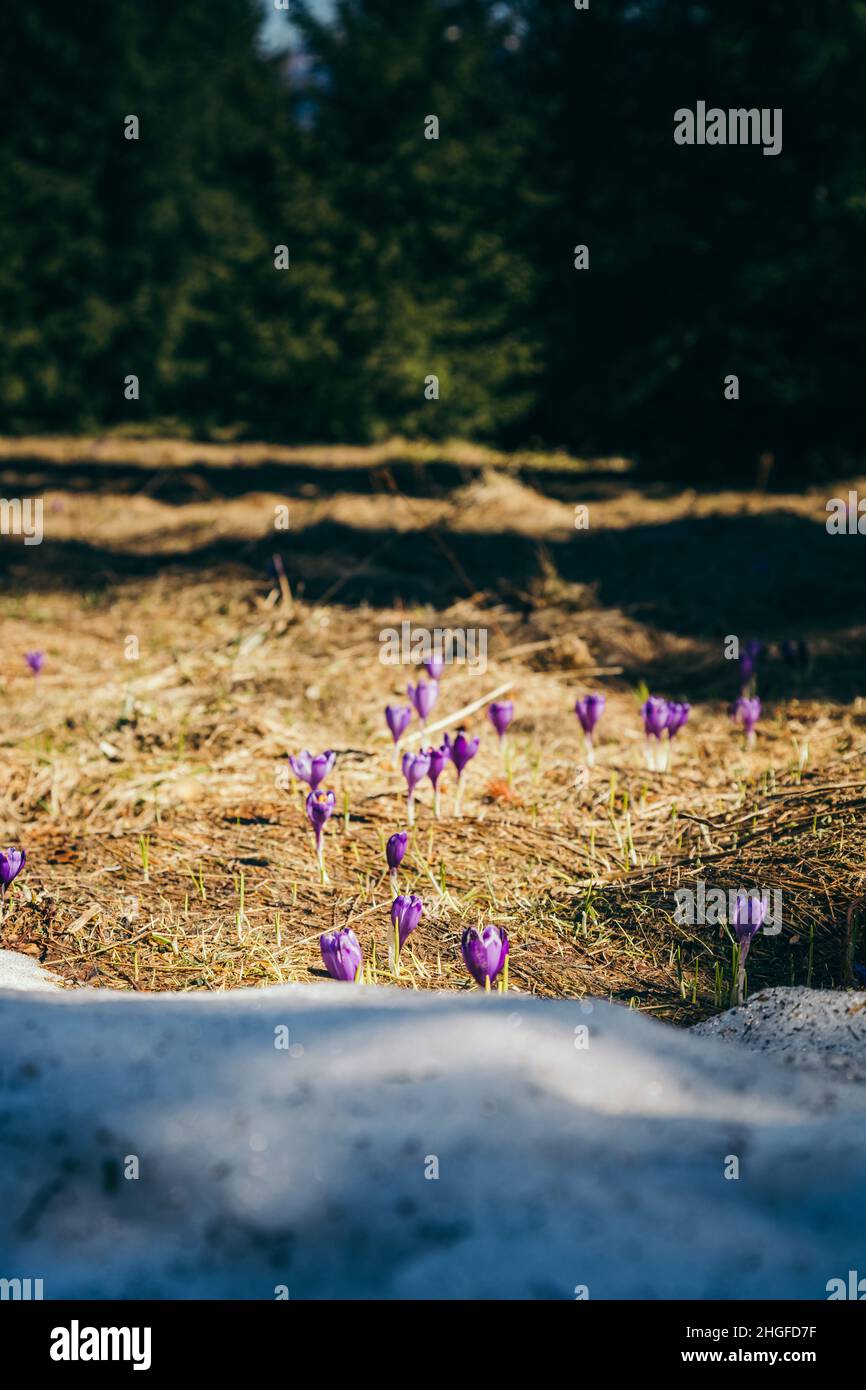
[731,696,761,748]
[306,789,336,881]
[390,894,423,974]
[575,693,605,767]
[0,847,25,920]
[319,926,363,983]
[318,900,511,993]
[731,891,766,1004]
[461,924,509,992]
[639,697,690,771]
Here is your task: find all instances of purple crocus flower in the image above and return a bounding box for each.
[0,847,26,888]
[320,927,363,983]
[25,650,44,677]
[425,656,445,681]
[575,694,605,766]
[407,679,439,726]
[575,694,605,735]
[290,749,336,791]
[659,701,691,771]
[306,788,336,877]
[425,739,452,818]
[666,702,691,737]
[385,704,412,765]
[731,891,767,1003]
[450,729,480,815]
[641,697,669,770]
[401,750,431,826]
[0,846,25,920]
[386,830,408,892]
[487,701,514,743]
[731,696,761,747]
[461,924,509,991]
[390,893,423,973]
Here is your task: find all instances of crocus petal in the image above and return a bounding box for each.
[308,750,336,790]
[289,751,313,783]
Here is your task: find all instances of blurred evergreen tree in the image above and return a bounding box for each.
[0,0,864,471]
[290,0,543,441]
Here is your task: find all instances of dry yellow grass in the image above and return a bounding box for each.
[1,437,864,1017]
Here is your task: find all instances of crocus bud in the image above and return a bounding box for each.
[732,891,766,951]
[487,700,514,742]
[25,650,44,676]
[386,831,408,872]
[0,847,26,888]
[425,656,445,681]
[641,697,669,739]
[731,696,761,745]
[385,704,412,744]
[461,924,509,989]
[391,894,423,951]
[575,694,605,735]
[306,789,336,877]
[407,679,439,724]
[320,927,363,982]
[731,890,766,1004]
[402,750,431,826]
[450,730,480,775]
